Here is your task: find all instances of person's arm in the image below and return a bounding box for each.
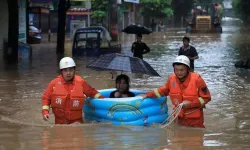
[128,91,135,97]
[131,43,135,53]
[109,91,116,98]
[178,47,182,55]
[186,76,211,109]
[146,79,170,98]
[82,80,104,98]
[42,80,55,120]
[189,47,199,60]
[191,56,199,60]
[142,43,150,54]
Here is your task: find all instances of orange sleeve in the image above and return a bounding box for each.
[146,79,170,98]
[82,80,104,98]
[42,79,56,115]
[190,76,211,108]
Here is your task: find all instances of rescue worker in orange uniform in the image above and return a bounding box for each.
[42,57,104,124]
[141,55,211,128]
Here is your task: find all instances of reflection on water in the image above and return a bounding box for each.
[1,18,250,149]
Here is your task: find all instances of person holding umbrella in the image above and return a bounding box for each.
[131,34,150,60]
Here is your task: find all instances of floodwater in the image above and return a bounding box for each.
[0,17,250,150]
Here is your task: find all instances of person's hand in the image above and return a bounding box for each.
[139,94,147,100]
[43,114,50,121]
[99,95,105,99]
[71,122,81,125]
[182,100,191,109]
[114,91,121,98]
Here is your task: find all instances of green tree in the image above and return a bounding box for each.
[91,0,109,23]
[193,0,223,3]
[232,0,241,17]
[171,0,195,26]
[140,0,173,19]
[232,0,250,23]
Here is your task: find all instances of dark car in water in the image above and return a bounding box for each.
[72,26,121,56]
[28,25,42,44]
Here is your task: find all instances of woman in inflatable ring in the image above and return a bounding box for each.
[110,74,135,98]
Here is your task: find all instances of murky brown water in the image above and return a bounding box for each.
[1,18,250,150]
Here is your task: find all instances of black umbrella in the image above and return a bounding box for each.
[86,53,160,77]
[122,24,152,35]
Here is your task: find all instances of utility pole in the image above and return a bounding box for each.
[88,10,90,27]
[86,0,91,27]
[7,0,19,63]
[109,0,118,41]
[108,0,112,32]
[133,3,136,24]
[56,0,70,54]
[117,0,121,42]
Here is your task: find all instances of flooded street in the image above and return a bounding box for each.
[1,18,250,150]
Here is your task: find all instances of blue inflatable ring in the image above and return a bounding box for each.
[83,89,168,126]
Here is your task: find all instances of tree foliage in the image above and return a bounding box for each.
[172,0,195,19]
[140,0,173,19]
[232,0,250,23]
[91,0,109,22]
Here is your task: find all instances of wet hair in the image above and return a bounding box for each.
[115,74,130,92]
[137,34,142,38]
[183,37,190,42]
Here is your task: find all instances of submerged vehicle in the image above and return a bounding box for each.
[28,25,42,44]
[72,26,121,56]
[185,2,223,33]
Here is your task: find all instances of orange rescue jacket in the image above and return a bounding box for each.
[50,77,85,121]
[42,75,103,123]
[147,72,211,120]
[168,73,203,119]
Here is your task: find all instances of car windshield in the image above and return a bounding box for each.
[75,32,101,48]
[76,32,99,40]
